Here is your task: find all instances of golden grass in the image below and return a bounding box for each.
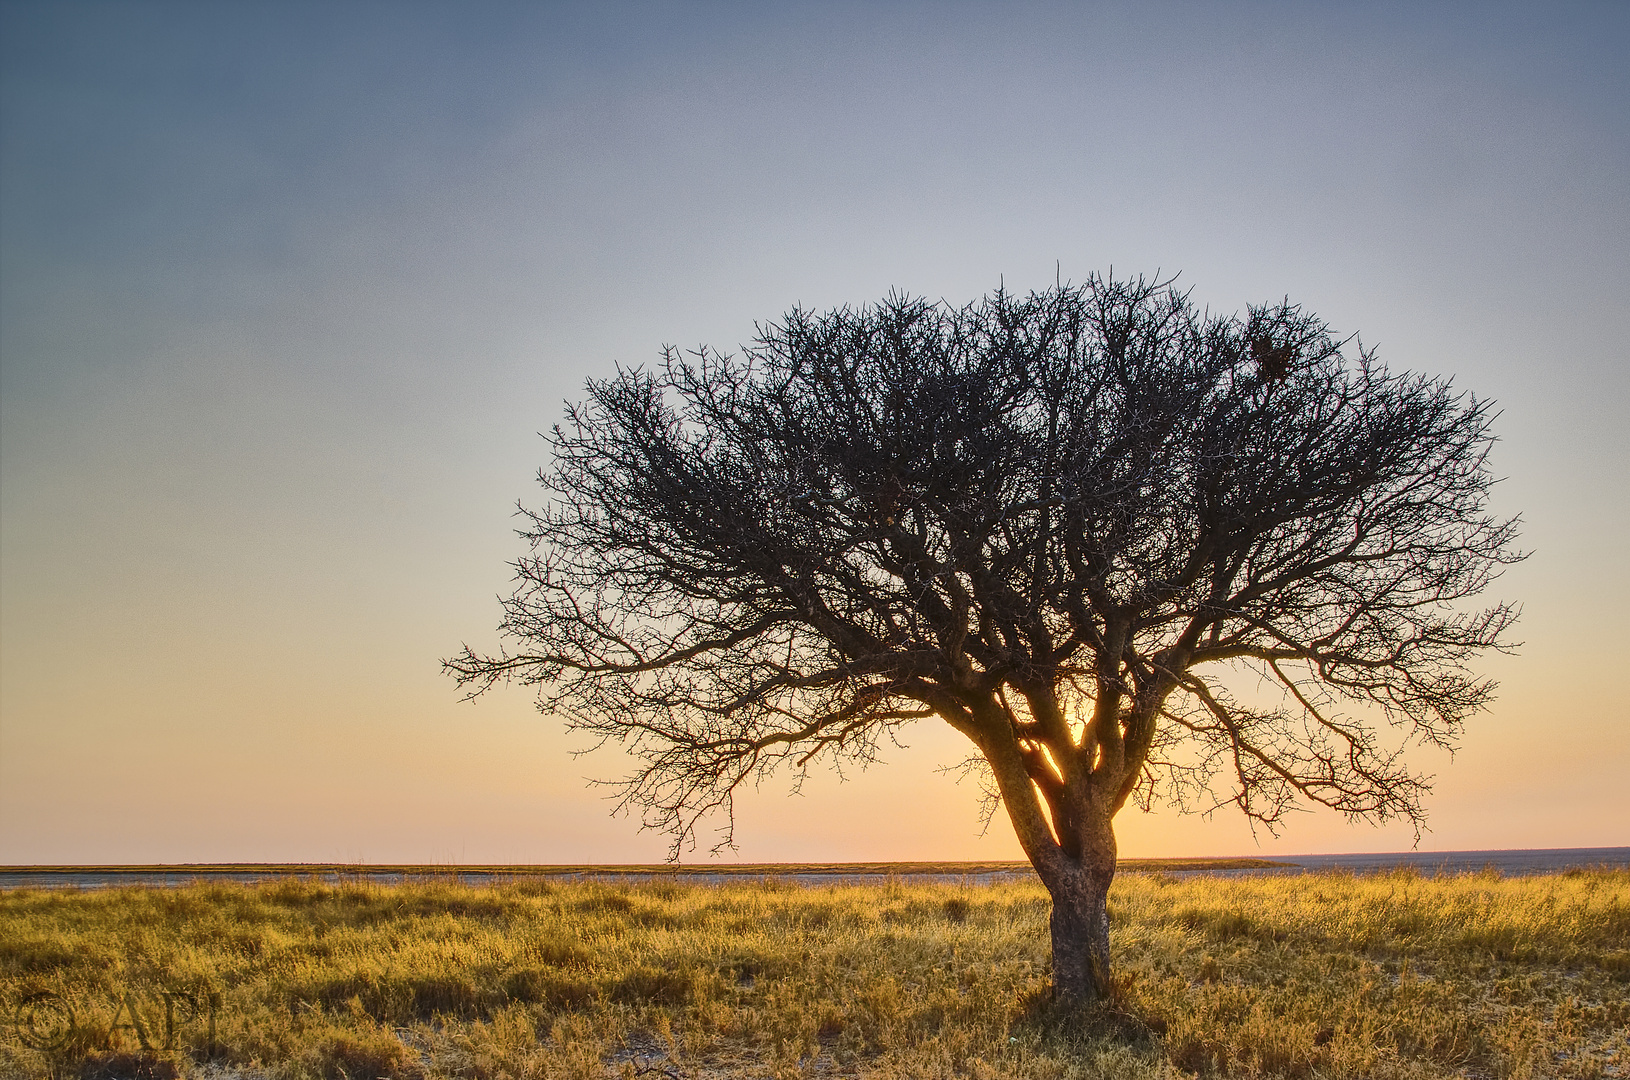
[1,868,1625,1079]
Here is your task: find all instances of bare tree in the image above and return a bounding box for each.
[447,274,1521,1003]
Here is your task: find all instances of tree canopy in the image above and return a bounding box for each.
[448,274,1521,1000]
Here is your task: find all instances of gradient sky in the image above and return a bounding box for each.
[2,1,1626,866]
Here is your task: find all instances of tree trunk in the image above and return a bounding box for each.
[972,701,1122,1005]
[1041,856,1116,1004]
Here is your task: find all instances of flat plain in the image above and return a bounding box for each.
[2,867,1626,1079]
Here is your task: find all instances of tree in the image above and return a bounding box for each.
[446,274,1521,1003]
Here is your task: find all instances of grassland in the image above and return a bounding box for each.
[1,868,1625,1079]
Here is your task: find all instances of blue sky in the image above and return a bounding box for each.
[2,1,1626,864]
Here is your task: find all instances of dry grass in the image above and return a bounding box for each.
[1,868,1625,1079]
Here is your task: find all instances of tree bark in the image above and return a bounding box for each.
[1041,856,1116,1003]
[972,698,1121,1004]
[1031,797,1118,1005]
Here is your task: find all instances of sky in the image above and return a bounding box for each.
[1,0,1626,866]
